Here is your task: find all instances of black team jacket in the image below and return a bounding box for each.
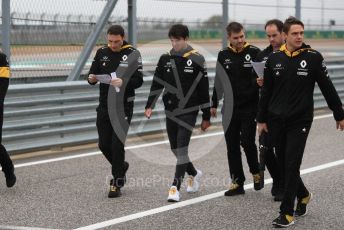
[212,42,260,117]
[88,41,143,116]
[256,44,274,62]
[145,45,210,120]
[257,43,344,123]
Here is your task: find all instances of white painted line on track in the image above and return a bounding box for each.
[313,114,332,120]
[13,152,100,169]
[0,226,60,230]
[11,114,334,169]
[74,159,344,230]
[12,131,223,169]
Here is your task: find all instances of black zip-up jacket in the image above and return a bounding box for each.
[212,42,260,116]
[257,43,344,123]
[0,52,10,80]
[145,45,210,120]
[0,52,10,141]
[0,52,10,102]
[256,45,274,62]
[88,41,143,113]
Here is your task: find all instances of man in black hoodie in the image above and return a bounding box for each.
[0,51,16,188]
[145,24,210,202]
[256,19,285,201]
[211,22,262,196]
[257,17,344,228]
[88,25,143,198]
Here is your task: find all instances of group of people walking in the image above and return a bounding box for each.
[2,16,343,228]
[86,17,344,228]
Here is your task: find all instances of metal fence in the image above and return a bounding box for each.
[2,0,344,81]
[3,65,344,154]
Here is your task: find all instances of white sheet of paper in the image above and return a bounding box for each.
[110,72,120,93]
[94,74,112,84]
[251,61,266,78]
[94,73,120,92]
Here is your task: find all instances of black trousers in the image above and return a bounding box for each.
[96,107,132,187]
[261,132,281,187]
[224,115,259,185]
[268,118,311,216]
[265,148,281,187]
[166,113,198,190]
[0,78,14,175]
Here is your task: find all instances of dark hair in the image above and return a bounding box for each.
[107,25,125,37]
[283,16,304,34]
[265,19,284,33]
[168,24,189,39]
[226,22,244,36]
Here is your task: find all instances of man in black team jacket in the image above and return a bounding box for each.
[145,24,210,202]
[88,25,143,198]
[0,52,16,188]
[257,17,344,228]
[211,22,262,196]
[256,19,285,201]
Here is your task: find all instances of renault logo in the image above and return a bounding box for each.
[187,59,192,66]
[245,54,251,61]
[122,55,128,61]
[300,60,307,68]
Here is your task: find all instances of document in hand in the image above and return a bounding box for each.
[94,73,120,92]
[251,61,266,78]
[95,74,112,84]
[110,72,120,93]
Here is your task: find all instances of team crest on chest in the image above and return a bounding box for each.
[120,54,129,67]
[184,59,194,73]
[300,60,307,68]
[243,54,252,68]
[297,60,309,77]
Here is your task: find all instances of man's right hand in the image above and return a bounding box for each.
[210,108,217,117]
[144,108,153,119]
[257,122,268,136]
[88,74,98,84]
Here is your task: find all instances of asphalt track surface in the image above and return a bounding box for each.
[0,114,343,230]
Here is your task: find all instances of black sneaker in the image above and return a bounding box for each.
[5,171,16,188]
[295,192,312,217]
[224,183,245,196]
[108,185,122,198]
[253,173,262,190]
[272,214,294,228]
[110,161,129,187]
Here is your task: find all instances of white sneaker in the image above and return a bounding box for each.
[186,169,202,193]
[167,186,180,202]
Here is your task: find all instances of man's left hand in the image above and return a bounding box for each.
[336,119,344,131]
[111,78,123,87]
